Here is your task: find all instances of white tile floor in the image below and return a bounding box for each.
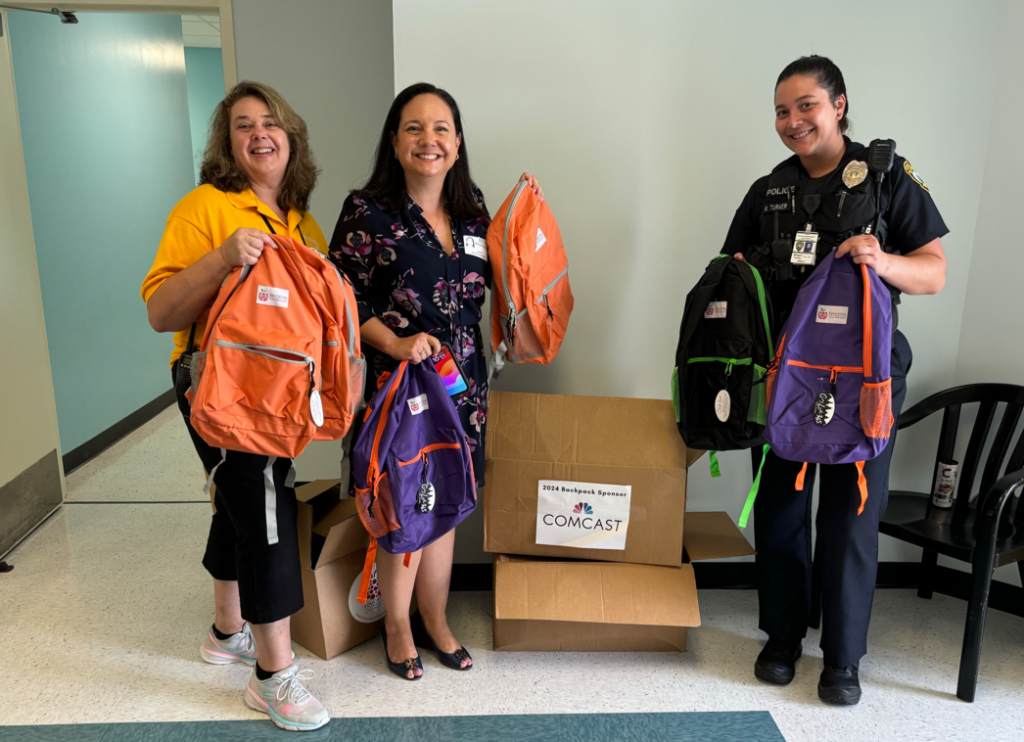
[2,407,1023,741]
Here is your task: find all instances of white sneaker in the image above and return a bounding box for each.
[244,665,330,732]
[201,623,258,666]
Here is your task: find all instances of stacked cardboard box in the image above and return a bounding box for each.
[290,480,384,660]
[483,392,753,651]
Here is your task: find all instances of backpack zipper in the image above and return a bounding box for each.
[500,180,531,343]
[535,265,568,319]
[687,356,753,376]
[366,361,408,517]
[786,361,863,384]
[397,442,462,466]
[214,341,317,395]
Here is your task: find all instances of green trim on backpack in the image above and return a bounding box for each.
[738,443,770,528]
[709,450,721,478]
[671,367,681,423]
[745,262,774,355]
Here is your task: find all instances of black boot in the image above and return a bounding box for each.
[818,662,861,705]
[754,638,803,685]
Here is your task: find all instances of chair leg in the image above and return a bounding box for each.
[956,560,995,702]
[918,548,938,599]
[1018,562,1024,613]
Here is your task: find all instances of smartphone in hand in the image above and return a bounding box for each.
[430,342,469,396]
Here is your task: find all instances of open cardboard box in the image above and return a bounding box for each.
[492,512,754,651]
[291,479,384,660]
[484,392,702,567]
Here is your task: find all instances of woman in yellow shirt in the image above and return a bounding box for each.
[141,81,330,733]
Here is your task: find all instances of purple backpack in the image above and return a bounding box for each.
[740,252,893,526]
[353,358,477,561]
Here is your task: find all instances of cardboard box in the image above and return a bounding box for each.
[492,511,754,652]
[483,392,702,567]
[291,480,384,660]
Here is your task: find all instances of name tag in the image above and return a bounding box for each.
[791,231,819,266]
[463,235,488,261]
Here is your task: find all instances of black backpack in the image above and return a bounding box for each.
[672,254,774,462]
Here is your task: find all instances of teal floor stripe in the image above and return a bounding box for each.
[2,711,783,741]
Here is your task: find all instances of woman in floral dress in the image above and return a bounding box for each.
[329,82,541,680]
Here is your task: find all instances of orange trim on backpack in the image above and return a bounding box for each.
[403,553,411,568]
[787,361,864,377]
[357,539,378,604]
[795,462,808,491]
[855,461,868,515]
[397,442,462,466]
[368,361,409,492]
[861,264,873,378]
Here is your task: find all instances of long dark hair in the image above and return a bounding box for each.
[353,83,487,221]
[776,55,851,135]
[200,81,318,213]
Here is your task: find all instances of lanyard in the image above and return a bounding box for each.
[260,212,307,246]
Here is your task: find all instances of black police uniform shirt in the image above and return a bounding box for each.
[721,138,949,331]
[329,190,492,486]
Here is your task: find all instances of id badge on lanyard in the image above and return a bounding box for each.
[792,194,821,266]
[791,231,819,266]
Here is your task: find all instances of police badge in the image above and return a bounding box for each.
[842,160,868,188]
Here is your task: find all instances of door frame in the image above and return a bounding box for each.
[5,1,238,87]
[0,0,236,559]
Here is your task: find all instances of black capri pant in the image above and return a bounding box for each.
[172,362,303,625]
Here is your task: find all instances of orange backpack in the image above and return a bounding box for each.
[487,181,573,364]
[187,235,365,458]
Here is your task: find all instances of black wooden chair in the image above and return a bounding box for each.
[879,383,1024,702]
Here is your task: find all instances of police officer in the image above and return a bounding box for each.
[723,55,948,705]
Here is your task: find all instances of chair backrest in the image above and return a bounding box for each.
[898,384,1024,518]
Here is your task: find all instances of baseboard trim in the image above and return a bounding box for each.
[63,389,176,474]
[0,450,63,557]
[449,560,1024,617]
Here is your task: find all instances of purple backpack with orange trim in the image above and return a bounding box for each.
[740,252,893,524]
[352,358,477,558]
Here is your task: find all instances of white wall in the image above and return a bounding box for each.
[949,0,1024,586]
[232,0,395,480]
[0,11,64,493]
[394,0,1009,562]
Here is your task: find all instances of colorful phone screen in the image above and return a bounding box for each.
[431,345,469,396]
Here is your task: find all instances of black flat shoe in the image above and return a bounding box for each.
[380,622,422,681]
[818,662,861,705]
[410,611,473,671]
[754,637,802,685]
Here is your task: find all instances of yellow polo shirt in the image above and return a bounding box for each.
[141,184,329,367]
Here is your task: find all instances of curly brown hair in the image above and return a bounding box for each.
[199,81,319,214]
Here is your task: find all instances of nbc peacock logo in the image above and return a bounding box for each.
[573,502,594,515]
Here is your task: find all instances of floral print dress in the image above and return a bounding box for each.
[329,192,491,485]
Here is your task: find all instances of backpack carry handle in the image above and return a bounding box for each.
[861,263,872,378]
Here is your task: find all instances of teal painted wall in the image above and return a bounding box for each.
[9,13,195,454]
[184,47,225,185]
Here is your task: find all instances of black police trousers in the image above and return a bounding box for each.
[751,331,912,668]
[172,363,304,625]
